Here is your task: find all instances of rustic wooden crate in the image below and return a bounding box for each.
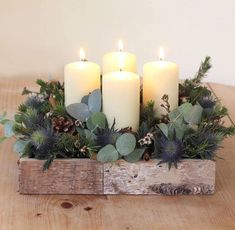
[19,158,215,195]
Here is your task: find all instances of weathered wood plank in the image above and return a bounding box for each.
[104,159,215,195]
[19,158,215,195]
[19,158,104,194]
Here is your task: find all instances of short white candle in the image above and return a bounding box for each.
[143,48,179,117]
[102,58,140,131]
[102,40,137,74]
[64,48,101,107]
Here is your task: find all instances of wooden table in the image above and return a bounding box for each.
[0,77,234,230]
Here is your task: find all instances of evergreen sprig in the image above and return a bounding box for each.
[179,56,212,103]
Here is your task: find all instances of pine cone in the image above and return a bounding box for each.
[143,152,151,161]
[52,116,74,133]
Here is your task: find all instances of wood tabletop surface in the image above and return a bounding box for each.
[0,77,234,230]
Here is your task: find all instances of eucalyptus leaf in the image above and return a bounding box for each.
[124,148,145,163]
[178,102,192,120]
[186,104,203,125]
[168,123,187,140]
[13,140,29,155]
[86,112,107,131]
[76,127,85,136]
[88,89,102,113]
[84,129,97,142]
[4,121,14,137]
[178,102,203,125]
[157,123,168,138]
[116,133,136,156]
[168,108,183,125]
[66,103,90,121]
[81,95,89,105]
[97,144,119,163]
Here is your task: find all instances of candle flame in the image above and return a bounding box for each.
[80,48,86,61]
[159,47,164,61]
[118,39,123,52]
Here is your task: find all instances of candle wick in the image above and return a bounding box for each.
[80,58,87,62]
[159,58,163,61]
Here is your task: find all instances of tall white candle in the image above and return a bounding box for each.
[102,71,140,131]
[143,48,179,117]
[64,48,101,107]
[102,40,137,74]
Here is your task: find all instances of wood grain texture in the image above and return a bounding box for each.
[0,77,235,230]
[19,158,103,194]
[19,158,215,195]
[104,159,215,195]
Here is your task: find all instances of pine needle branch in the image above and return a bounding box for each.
[192,56,212,86]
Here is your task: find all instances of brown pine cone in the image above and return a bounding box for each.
[143,152,151,161]
[52,116,74,133]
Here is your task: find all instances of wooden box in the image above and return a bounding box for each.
[18,158,215,195]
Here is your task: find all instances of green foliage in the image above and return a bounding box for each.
[66,89,102,122]
[179,56,212,104]
[138,121,149,139]
[55,133,80,157]
[0,112,14,142]
[97,144,119,163]
[66,103,91,122]
[178,103,203,125]
[157,102,203,141]
[13,140,29,156]
[124,148,145,163]
[86,112,107,132]
[88,89,102,113]
[116,133,136,156]
[140,101,156,129]
[183,128,222,159]
[0,57,234,171]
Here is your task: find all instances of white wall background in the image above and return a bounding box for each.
[0,0,235,85]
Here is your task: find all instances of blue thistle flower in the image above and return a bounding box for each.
[198,96,216,109]
[31,127,57,159]
[25,94,45,109]
[159,131,184,169]
[96,128,120,147]
[96,119,121,147]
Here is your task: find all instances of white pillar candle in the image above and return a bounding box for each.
[102,40,137,74]
[102,70,140,131]
[143,48,179,117]
[64,48,101,107]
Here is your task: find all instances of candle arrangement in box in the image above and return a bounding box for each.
[0,41,234,195]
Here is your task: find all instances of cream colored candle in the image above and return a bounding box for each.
[143,48,179,117]
[102,40,137,74]
[102,71,140,131]
[64,49,101,106]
